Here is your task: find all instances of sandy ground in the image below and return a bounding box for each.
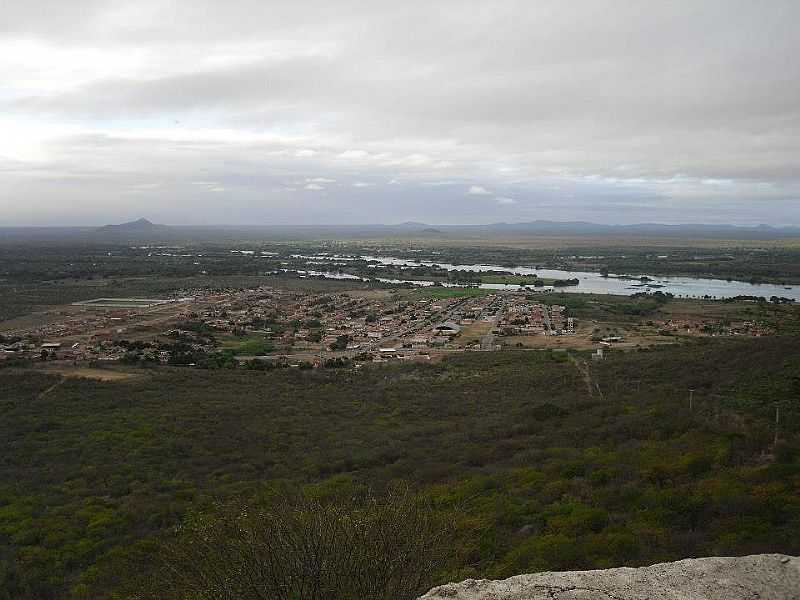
[0,307,84,332]
[503,322,677,350]
[345,289,396,300]
[459,321,494,344]
[38,365,141,381]
[658,300,755,320]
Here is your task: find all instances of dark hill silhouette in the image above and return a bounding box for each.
[96,218,161,232]
[92,218,175,240]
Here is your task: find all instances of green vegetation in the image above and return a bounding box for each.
[527,291,800,333]
[410,287,493,299]
[366,243,800,285]
[221,336,275,356]
[2,241,800,599]
[478,275,539,285]
[477,274,576,287]
[129,487,451,600]
[1,337,799,599]
[5,240,800,326]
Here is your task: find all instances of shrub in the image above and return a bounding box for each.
[129,487,452,600]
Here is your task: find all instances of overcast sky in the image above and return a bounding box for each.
[2,0,799,226]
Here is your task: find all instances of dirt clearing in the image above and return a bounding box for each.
[38,366,142,381]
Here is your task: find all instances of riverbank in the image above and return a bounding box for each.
[286,254,800,301]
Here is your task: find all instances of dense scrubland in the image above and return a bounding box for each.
[2,240,799,599]
[1,337,799,599]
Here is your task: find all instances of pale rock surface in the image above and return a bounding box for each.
[420,554,799,600]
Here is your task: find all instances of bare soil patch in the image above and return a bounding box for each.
[459,321,493,344]
[39,366,142,381]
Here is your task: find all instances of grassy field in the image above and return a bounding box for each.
[407,287,494,299]
[218,335,276,356]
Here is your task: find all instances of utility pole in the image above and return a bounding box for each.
[774,403,781,446]
[688,388,695,413]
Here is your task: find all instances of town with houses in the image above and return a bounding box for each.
[0,286,776,369]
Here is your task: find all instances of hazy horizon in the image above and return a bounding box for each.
[6,216,800,232]
[2,1,800,227]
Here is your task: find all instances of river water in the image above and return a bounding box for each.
[286,255,799,300]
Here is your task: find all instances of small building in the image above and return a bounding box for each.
[410,336,430,349]
[433,321,462,336]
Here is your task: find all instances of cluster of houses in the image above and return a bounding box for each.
[190,288,500,354]
[655,318,774,337]
[3,307,144,342]
[1,285,589,367]
[496,297,575,336]
[0,339,99,362]
[0,286,220,363]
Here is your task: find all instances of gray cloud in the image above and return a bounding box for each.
[1,0,799,225]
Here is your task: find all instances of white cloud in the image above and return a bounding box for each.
[304,183,324,190]
[2,2,800,225]
[386,154,431,167]
[338,150,368,160]
[0,39,146,94]
[467,185,492,196]
[352,181,372,187]
[496,197,517,205]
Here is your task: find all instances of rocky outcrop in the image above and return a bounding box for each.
[420,554,799,599]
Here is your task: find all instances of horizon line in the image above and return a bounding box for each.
[4,219,800,229]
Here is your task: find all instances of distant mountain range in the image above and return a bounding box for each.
[432,220,800,238]
[2,218,800,242]
[393,219,800,238]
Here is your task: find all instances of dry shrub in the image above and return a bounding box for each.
[130,486,452,600]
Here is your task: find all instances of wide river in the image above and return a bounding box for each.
[288,254,800,301]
